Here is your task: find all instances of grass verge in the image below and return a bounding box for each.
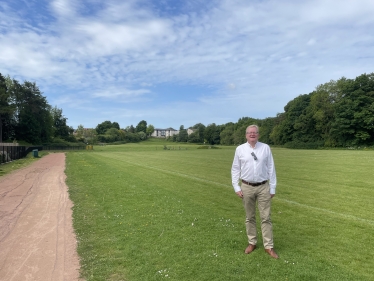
[0,151,49,177]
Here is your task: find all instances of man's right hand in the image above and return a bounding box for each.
[236,191,243,198]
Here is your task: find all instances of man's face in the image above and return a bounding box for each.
[246,128,259,143]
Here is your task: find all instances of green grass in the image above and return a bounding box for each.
[64,144,374,281]
[0,150,49,176]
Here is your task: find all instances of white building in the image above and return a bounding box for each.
[187,128,196,135]
[151,128,179,138]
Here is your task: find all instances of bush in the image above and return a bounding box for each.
[197,145,220,149]
[283,141,324,149]
[42,137,85,147]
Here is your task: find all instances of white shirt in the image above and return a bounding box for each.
[231,141,277,194]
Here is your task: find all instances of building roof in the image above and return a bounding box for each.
[154,127,177,131]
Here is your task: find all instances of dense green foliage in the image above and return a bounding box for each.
[95,120,120,135]
[2,71,373,148]
[90,120,159,144]
[168,73,374,148]
[0,73,75,144]
[65,143,374,280]
[270,73,374,148]
[0,73,15,142]
[135,120,147,133]
[93,120,154,144]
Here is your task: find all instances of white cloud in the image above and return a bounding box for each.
[51,0,77,18]
[1,0,374,129]
[93,87,151,99]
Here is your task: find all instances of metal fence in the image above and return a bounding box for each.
[0,145,87,164]
[42,146,86,151]
[0,143,19,146]
[0,145,26,164]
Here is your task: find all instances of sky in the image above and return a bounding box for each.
[1,0,374,130]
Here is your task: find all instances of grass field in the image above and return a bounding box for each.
[64,140,374,281]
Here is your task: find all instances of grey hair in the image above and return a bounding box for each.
[246,125,259,133]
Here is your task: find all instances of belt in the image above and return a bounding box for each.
[241,180,267,186]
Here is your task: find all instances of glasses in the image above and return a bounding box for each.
[251,152,258,160]
[246,132,258,135]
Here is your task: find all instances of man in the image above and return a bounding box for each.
[231,125,279,259]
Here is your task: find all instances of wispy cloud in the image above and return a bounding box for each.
[1,0,374,128]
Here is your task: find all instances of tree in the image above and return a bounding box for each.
[187,130,201,143]
[204,123,220,145]
[4,77,22,141]
[84,128,98,144]
[291,93,319,143]
[331,74,374,146]
[51,106,72,140]
[112,122,120,130]
[191,123,206,143]
[220,122,235,145]
[12,81,53,144]
[138,131,147,140]
[124,131,140,142]
[105,128,121,142]
[136,120,147,133]
[233,124,247,145]
[0,73,15,142]
[311,82,337,146]
[258,117,276,145]
[177,125,188,142]
[146,124,155,136]
[128,125,135,133]
[75,124,85,142]
[269,94,314,146]
[96,121,115,135]
[230,117,260,145]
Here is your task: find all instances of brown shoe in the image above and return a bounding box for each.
[265,248,279,259]
[244,244,256,254]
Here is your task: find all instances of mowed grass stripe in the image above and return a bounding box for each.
[277,198,374,225]
[97,149,374,225]
[79,150,242,219]
[275,149,374,221]
[96,151,230,188]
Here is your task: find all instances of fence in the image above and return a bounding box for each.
[0,145,87,164]
[0,145,26,164]
[0,143,19,146]
[42,146,86,151]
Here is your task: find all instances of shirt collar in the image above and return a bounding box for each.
[247,141,258,149]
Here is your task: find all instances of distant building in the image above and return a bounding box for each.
[187,128,196,135]
[151,128,179,138]
[73,128,94,135]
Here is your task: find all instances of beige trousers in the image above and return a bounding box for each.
[241,181,274,249]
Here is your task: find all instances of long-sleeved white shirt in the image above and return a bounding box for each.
[231,141,277,194]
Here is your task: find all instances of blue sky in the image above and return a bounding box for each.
[1,0,373,130]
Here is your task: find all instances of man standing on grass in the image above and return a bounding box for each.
[231,125,279,259]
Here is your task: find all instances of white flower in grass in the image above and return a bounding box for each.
[157,269,170,278]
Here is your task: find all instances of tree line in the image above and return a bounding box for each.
[168,72,374,148]
[74,120,156,144]
[1,71,373,148]
[0,72,157,145]
[0,73,75,145]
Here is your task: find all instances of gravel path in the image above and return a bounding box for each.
[0,153,82,281]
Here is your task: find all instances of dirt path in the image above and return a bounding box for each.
[0,153,81,281]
